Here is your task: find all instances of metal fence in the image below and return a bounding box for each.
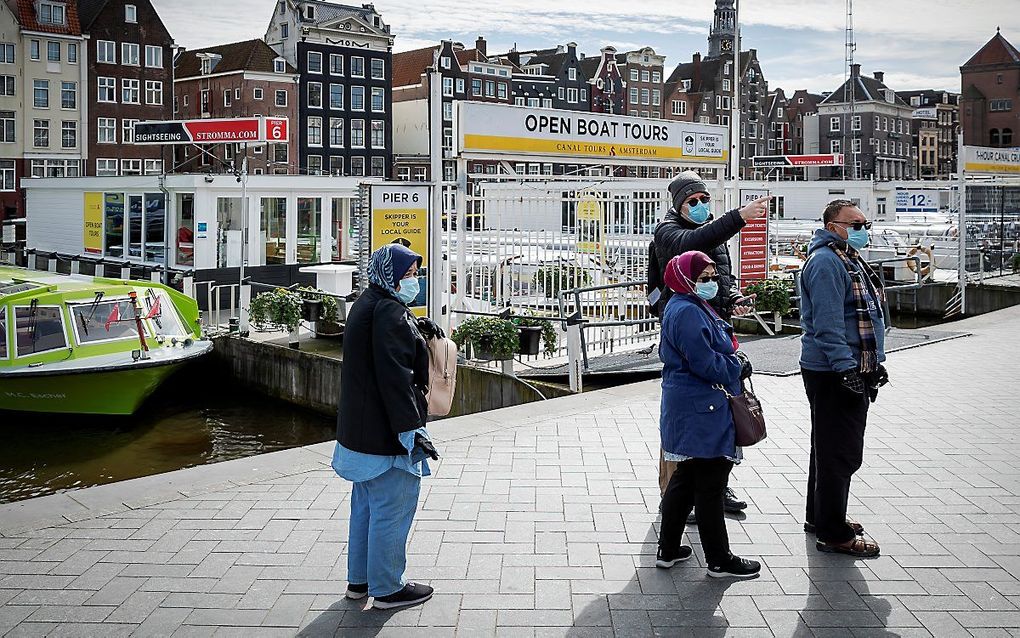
[446,177,699,358]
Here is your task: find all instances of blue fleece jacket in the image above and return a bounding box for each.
[799,229,886,373]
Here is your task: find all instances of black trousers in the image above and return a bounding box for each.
[659,457,734,566]
[802,369,870,544]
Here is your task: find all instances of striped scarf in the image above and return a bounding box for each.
[827,242,884,374]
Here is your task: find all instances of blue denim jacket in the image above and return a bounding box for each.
[332,427,433,482]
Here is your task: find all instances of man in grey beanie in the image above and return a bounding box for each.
[650,171,770,320]
[651,170,770,514]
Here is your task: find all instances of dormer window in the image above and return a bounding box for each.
[305,5,314,20]
[281,23,289,39]
[125,4,136,23]
[274,58,286,73]
[201,58,211,75]
[38,2,66,26]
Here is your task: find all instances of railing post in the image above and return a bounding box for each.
[239,281,251,336]
[567,320,583,394]
[182,274,194,299]
[120,264,131,280]
[70,258,80,275]
[48,257,57,272]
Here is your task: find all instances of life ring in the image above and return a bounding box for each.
[906,245,933,277]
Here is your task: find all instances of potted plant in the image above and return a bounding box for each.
[535,264,592,299]
[450,317,520,361]
[248,287,302,332]
[512,315,558,357]
[743,278,794,332]
[299,287,343,337]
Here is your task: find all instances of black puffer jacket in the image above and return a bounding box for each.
[337,284,429,456]
[651,207,746,320]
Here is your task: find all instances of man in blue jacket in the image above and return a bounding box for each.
[799,199,889,558]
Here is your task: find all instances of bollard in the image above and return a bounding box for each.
[567,322,583,393]
[28,253,37,270]
[48,258,57,272]
[96,262,105,277]
[121,266,131,280]
[70,259,80,275]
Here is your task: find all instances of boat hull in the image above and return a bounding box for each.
[0,362,187,415]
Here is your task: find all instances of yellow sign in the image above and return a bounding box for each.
[83,192,103,254]
[963,146,1020,175]
[462,134,728,164]
[370,185,431,316]
[576,196,604,255]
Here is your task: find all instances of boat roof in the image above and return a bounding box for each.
[0,266,164,303]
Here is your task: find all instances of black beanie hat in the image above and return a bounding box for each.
[667,171,709,210]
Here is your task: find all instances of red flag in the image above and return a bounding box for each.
[144,296,161,319]
[104,304,120,331]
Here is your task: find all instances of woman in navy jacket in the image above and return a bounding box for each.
[655,251,761,579]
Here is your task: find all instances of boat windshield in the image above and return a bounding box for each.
[70,299,138,344]
[0,307,6,359]
[0,281,39,296]
[141,290,188,338]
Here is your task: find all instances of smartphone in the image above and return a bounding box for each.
[734,296,755,306]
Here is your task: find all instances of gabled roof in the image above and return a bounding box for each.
[77,0,108,30]
[579,56,601,79]
[175,39,296,79]
[523,51,570,77]
[392,44,439,87]
[668,58,722,93]
[17,0,81,34]
[296,0,380,28]
[454,48,486,65]
[819,73,909,107]
[897,89,959,107]
[963,31,1020,68]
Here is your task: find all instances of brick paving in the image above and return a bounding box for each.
[1,306,1020,636]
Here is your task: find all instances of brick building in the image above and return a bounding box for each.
[898,89,959,179]
[961,29,1019,148]
[616,47,665,119]
[80,0,173,177]
[495,42,590,112]
[579,46,624,115]
[173,39,298,175]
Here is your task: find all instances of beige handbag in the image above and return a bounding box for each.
[426,336,457,417]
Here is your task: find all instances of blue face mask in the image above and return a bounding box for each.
[686,201,710,224]
[846,228,870,250]
[396,277,420,304]
[696,281,719,301]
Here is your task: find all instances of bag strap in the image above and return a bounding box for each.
[712,383,734,399]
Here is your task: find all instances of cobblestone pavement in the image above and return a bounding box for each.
[1,306,1019,637]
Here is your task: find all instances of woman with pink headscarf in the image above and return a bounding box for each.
[655,251,761,579]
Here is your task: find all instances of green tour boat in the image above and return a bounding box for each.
[0,266,212,415]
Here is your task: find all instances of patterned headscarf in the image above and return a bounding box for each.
[367,243,422,294]
[664,251,715,295]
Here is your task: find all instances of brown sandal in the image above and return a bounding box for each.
[804,520,865,536]
[816,535,880,558]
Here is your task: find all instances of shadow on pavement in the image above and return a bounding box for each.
[802,536,894,636]
[296,595,421,637]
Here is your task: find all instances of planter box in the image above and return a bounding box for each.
[517,326,542,356]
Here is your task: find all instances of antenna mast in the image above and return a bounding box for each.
[845,0,857,179]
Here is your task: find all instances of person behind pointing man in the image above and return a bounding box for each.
[650,171,771,513]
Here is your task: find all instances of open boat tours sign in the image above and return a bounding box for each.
[133,116,289,145]
[963,146,1020,175]
[456,102,728,165]
[83,192,103,255]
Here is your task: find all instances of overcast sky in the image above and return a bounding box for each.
[153,0,1020,94]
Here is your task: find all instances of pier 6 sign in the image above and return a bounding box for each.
[370,184,431,316]
[963,146,1020,175]
[132,117,289,145]
[457,102,728,165]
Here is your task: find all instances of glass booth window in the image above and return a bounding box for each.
[176,193,194,266]
[145,192,166,263]
[15,306,67,356]
[297,197,321,263]
[331,198,346,261]
[261,197,287,264]
[70,299,136,343]
[128,195,143,258]
[104,193,124,257]
[217,197,243,268]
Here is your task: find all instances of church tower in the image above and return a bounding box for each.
[708,0,737,59]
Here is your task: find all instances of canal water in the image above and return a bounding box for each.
[0,365,335,504]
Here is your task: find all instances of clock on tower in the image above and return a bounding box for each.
[721,39,733,52]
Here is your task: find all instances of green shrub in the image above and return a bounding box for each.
[743,278,794,315]
[248,287,302,332]
[450,317,520,360]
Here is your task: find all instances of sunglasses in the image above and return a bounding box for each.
[833,220,873,231]
[696,275,720,283]
[686,195,711,205]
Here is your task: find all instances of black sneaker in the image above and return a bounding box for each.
[686,512,697,525]
[372,582,434,609]
[724,488,747,513]
[345,583,368,600]
[707,555,761,579]
[655,545,693,569]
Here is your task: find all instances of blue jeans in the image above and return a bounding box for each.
[347,466,421,597]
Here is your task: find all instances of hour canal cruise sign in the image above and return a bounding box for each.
[456,102,728,165]
[133,117,289,145]
[752,154,844,167]
[962,146,1020,175]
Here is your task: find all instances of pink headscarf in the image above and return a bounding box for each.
[664,251,715,295]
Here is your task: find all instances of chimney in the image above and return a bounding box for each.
[850,63,861,77]
[693,52,701,65]
[873,70,884,83]
[475,36,487,56]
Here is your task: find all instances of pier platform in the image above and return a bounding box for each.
[2,306,1020,635]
